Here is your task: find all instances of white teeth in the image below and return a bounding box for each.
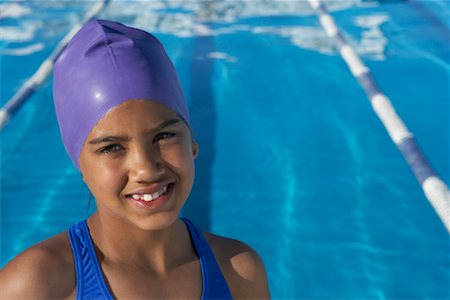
[143,194,153,201]
[129,184,169,202]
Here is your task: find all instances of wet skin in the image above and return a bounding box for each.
[80,99,198,233]
[78,99,202,297]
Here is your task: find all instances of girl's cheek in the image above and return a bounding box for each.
[164,144,193,167]
[96,163,126,189]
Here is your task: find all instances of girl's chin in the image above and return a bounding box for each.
[130,214,182,231]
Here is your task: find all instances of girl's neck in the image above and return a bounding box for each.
[86,212,194,275]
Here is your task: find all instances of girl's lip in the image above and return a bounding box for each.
[126,182,174,210]
[125,182,173,197]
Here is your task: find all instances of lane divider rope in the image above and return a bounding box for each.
[308,0,449,233]
[0,0,111,130]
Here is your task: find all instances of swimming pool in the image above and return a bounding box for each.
[1,0,449,298]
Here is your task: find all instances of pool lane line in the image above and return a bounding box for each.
[307,0,450,234]
[0,0,111,131]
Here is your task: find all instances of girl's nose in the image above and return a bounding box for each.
[128,143,164,182]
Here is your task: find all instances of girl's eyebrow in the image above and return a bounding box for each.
[88,118,181,145]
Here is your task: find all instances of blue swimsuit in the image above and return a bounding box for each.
[68,218,233,299]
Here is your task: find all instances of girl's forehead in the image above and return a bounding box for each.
[109,99,177,118]
[89,99,184,136]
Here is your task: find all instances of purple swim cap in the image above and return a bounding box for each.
[53,19,189,170]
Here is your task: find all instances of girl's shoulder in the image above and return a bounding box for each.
[203,231,271,299]
[0,231,76,299]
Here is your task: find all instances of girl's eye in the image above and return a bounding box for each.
[99,144,124,155]
[153,132,176,143]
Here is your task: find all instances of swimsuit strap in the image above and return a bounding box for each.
[68,221,114,300]
[68,219,233,299]
[181,218,233,299]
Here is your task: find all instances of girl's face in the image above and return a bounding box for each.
[79,99,198,230]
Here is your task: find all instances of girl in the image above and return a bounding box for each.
[0,19,270,299]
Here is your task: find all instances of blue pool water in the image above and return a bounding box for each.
[1,0,449,298]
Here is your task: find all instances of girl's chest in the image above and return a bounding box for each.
[101,259,203,299]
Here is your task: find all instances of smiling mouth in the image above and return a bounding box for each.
[126,183,174,202]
